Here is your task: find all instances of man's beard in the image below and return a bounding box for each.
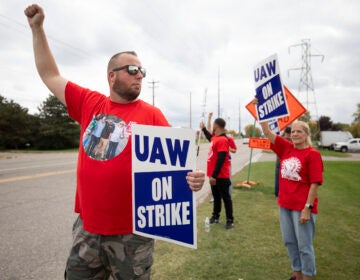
[112,78,141,101]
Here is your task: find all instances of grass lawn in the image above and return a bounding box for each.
[151,160,360,280]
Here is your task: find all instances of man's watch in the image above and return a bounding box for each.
[305,203,313,209]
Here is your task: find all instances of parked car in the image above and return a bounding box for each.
[318,131,353,150]
[242,138,249,144]
[333,138,360,153]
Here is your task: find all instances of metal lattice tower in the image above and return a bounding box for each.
[288,39,324,120]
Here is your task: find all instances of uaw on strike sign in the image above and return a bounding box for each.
[132,124,197,248]
[254,53,289,122]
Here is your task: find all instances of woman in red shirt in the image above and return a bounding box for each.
[259,119,323,280]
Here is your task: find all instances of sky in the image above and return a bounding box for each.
[1,0,360,132]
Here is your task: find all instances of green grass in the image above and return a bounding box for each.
[151,161,360,279]
[318,149,351,157]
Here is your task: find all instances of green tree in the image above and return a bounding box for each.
[36,95,80,149]
[0,95,39,149]
[350,103,360,138]
[227,129,239,138]
[298,111,311,123]
[318,115,333,131]
[244,124,262,137]
[352,103,360,123]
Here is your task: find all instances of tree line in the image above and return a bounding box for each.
[0,95,80,150]
[1,94,359,150]
[242,105,360,140]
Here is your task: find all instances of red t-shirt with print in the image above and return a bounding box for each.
[206,135,230,178]
[271,135,323,213]
[65,81,169,235]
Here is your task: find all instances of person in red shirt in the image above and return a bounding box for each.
[258,115,323,280]
[203,112,237,199]
[201,118,234,230]
[25,4,205,279]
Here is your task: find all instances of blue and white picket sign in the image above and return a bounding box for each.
[269,119,280,134]
[254,54,289,122]
[132,124,197,249]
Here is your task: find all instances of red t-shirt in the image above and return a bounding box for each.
[271,136,323,213]
[65,81,169,235]
[227,135,237,151]
[206,135,230,178]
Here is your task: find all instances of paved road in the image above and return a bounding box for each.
[0,141,262,280]
[0,152,78,280]
[2,146,357,279]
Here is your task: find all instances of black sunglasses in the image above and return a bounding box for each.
[112,65,146,78]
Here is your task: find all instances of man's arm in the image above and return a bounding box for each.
[200,121,212,142]
[24,4,68,105]
[209,151,226,186]
[206,112,213,131]
[211,151,226,178]
[201,126,212,142]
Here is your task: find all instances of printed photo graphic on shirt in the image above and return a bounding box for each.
[82,114,130,161]
[281,157,302,181]
[132,124,197,249]
[254,54,289,122]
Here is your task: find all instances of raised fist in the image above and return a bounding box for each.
[24,4,44,28]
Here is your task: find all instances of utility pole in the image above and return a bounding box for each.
[288,39,324,121]
[238,100,241,138]
[201,88,207,123]
[217,66,221,118]
[189,91,192,128]
[148,80,159,106]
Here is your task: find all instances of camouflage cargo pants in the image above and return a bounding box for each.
[65,216,154,280]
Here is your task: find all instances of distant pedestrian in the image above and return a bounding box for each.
[201,117,234,229]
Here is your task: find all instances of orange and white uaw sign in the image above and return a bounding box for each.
[246,85,307,131]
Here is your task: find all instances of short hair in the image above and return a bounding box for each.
[107,51,138,73]
[284,126,291,134]
[214,118,226,129]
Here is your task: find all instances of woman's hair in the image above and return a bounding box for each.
[292,121,312,147]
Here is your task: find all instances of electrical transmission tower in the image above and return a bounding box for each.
[288,39,324,121]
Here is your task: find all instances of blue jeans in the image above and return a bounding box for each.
[279,207,317,276]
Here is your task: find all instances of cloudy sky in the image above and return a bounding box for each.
[1,0,359,132]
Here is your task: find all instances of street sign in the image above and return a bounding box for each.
[248,137,271,150]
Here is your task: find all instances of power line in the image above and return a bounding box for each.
[0,13,92,58]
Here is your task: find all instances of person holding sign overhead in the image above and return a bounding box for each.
[201,118,234,230]
[274,126,292,197]
[254,99,323,280]
[25,4,205,279]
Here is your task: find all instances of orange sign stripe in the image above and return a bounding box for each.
[245,85,307,131]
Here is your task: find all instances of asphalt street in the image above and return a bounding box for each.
[0,141,262,280]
